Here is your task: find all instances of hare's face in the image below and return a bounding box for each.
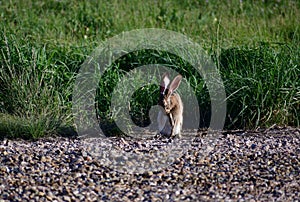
[163,97,170,114]
[158,72,182,115]
[163,95,175,114]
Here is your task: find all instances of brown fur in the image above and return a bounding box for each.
[157,73,183,137]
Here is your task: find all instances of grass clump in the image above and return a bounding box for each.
[219,44,299,128]
[0,33,80,138]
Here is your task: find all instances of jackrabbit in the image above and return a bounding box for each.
[157,72,183,138]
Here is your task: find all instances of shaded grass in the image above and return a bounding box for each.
[95,49,210,136]
[0,0,299,138]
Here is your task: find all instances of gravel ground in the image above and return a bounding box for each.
[0,126,299,201]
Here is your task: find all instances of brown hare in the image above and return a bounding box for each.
[157,72,183,138]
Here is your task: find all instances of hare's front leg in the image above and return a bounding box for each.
[170,119,179,138]
[172,118,182,138]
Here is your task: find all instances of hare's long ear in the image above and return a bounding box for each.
[160,72,170,95]
[168,74,182,95]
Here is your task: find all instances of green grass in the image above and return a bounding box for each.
[0,0,299,138]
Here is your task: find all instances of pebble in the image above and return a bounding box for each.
[0,126,299,201]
